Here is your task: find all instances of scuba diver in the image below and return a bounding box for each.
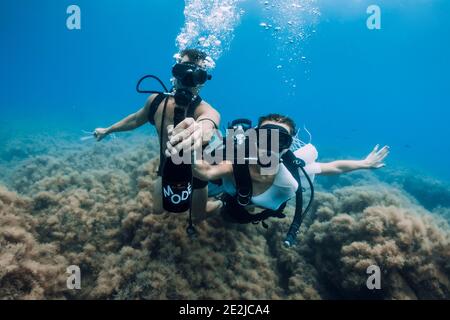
[166,113,390,246]
[93,49,221,218]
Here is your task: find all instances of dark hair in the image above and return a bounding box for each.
[258,113,297,136]
[179,48,208,64]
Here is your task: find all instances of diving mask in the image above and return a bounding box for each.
[256,124,293,153]
[172,62,212,88]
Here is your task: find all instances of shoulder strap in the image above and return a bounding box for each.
[148,93,167,125]
[156,96,170,176]
[186,95,203,118]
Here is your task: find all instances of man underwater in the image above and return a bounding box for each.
[94,49,221,217]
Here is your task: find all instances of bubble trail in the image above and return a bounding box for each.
[176,0,245,64]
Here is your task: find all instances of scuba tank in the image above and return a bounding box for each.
[136,75,194,213]
[161,104,193,213]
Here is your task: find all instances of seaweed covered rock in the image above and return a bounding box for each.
[300,187,450,299]
[0,187,68,299]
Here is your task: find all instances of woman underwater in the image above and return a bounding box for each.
[166,113,390,245]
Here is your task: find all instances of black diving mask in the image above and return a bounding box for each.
[172,62,212,87]
[256,124,293,153]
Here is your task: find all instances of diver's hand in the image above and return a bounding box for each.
[165,118,202,157]
[94,128,109,141]
[363,144,390,169]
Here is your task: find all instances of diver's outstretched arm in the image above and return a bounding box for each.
[318,144,390,175]
[94,95,155,141]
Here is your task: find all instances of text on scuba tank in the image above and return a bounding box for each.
[163,184,192,204]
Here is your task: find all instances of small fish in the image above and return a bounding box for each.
[80,130,95,142]
[80,136,94,142]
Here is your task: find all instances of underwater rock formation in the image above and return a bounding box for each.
[0,134,449,299]
[300,188,450,299]
[0,187,67,299]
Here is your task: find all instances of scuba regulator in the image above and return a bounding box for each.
[172,62,211,106]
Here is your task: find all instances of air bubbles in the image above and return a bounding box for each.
[260,22,274,30]
[176,0,244,62]
[257,0,320,86]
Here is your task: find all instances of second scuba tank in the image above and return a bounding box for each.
[161,105,193,213]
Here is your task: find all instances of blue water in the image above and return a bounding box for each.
[1,0,450,180]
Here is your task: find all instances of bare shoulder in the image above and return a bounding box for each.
[197,99,216,112]
[146,93,172,115]
[195,99,220,122]
[145,94,158,108]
